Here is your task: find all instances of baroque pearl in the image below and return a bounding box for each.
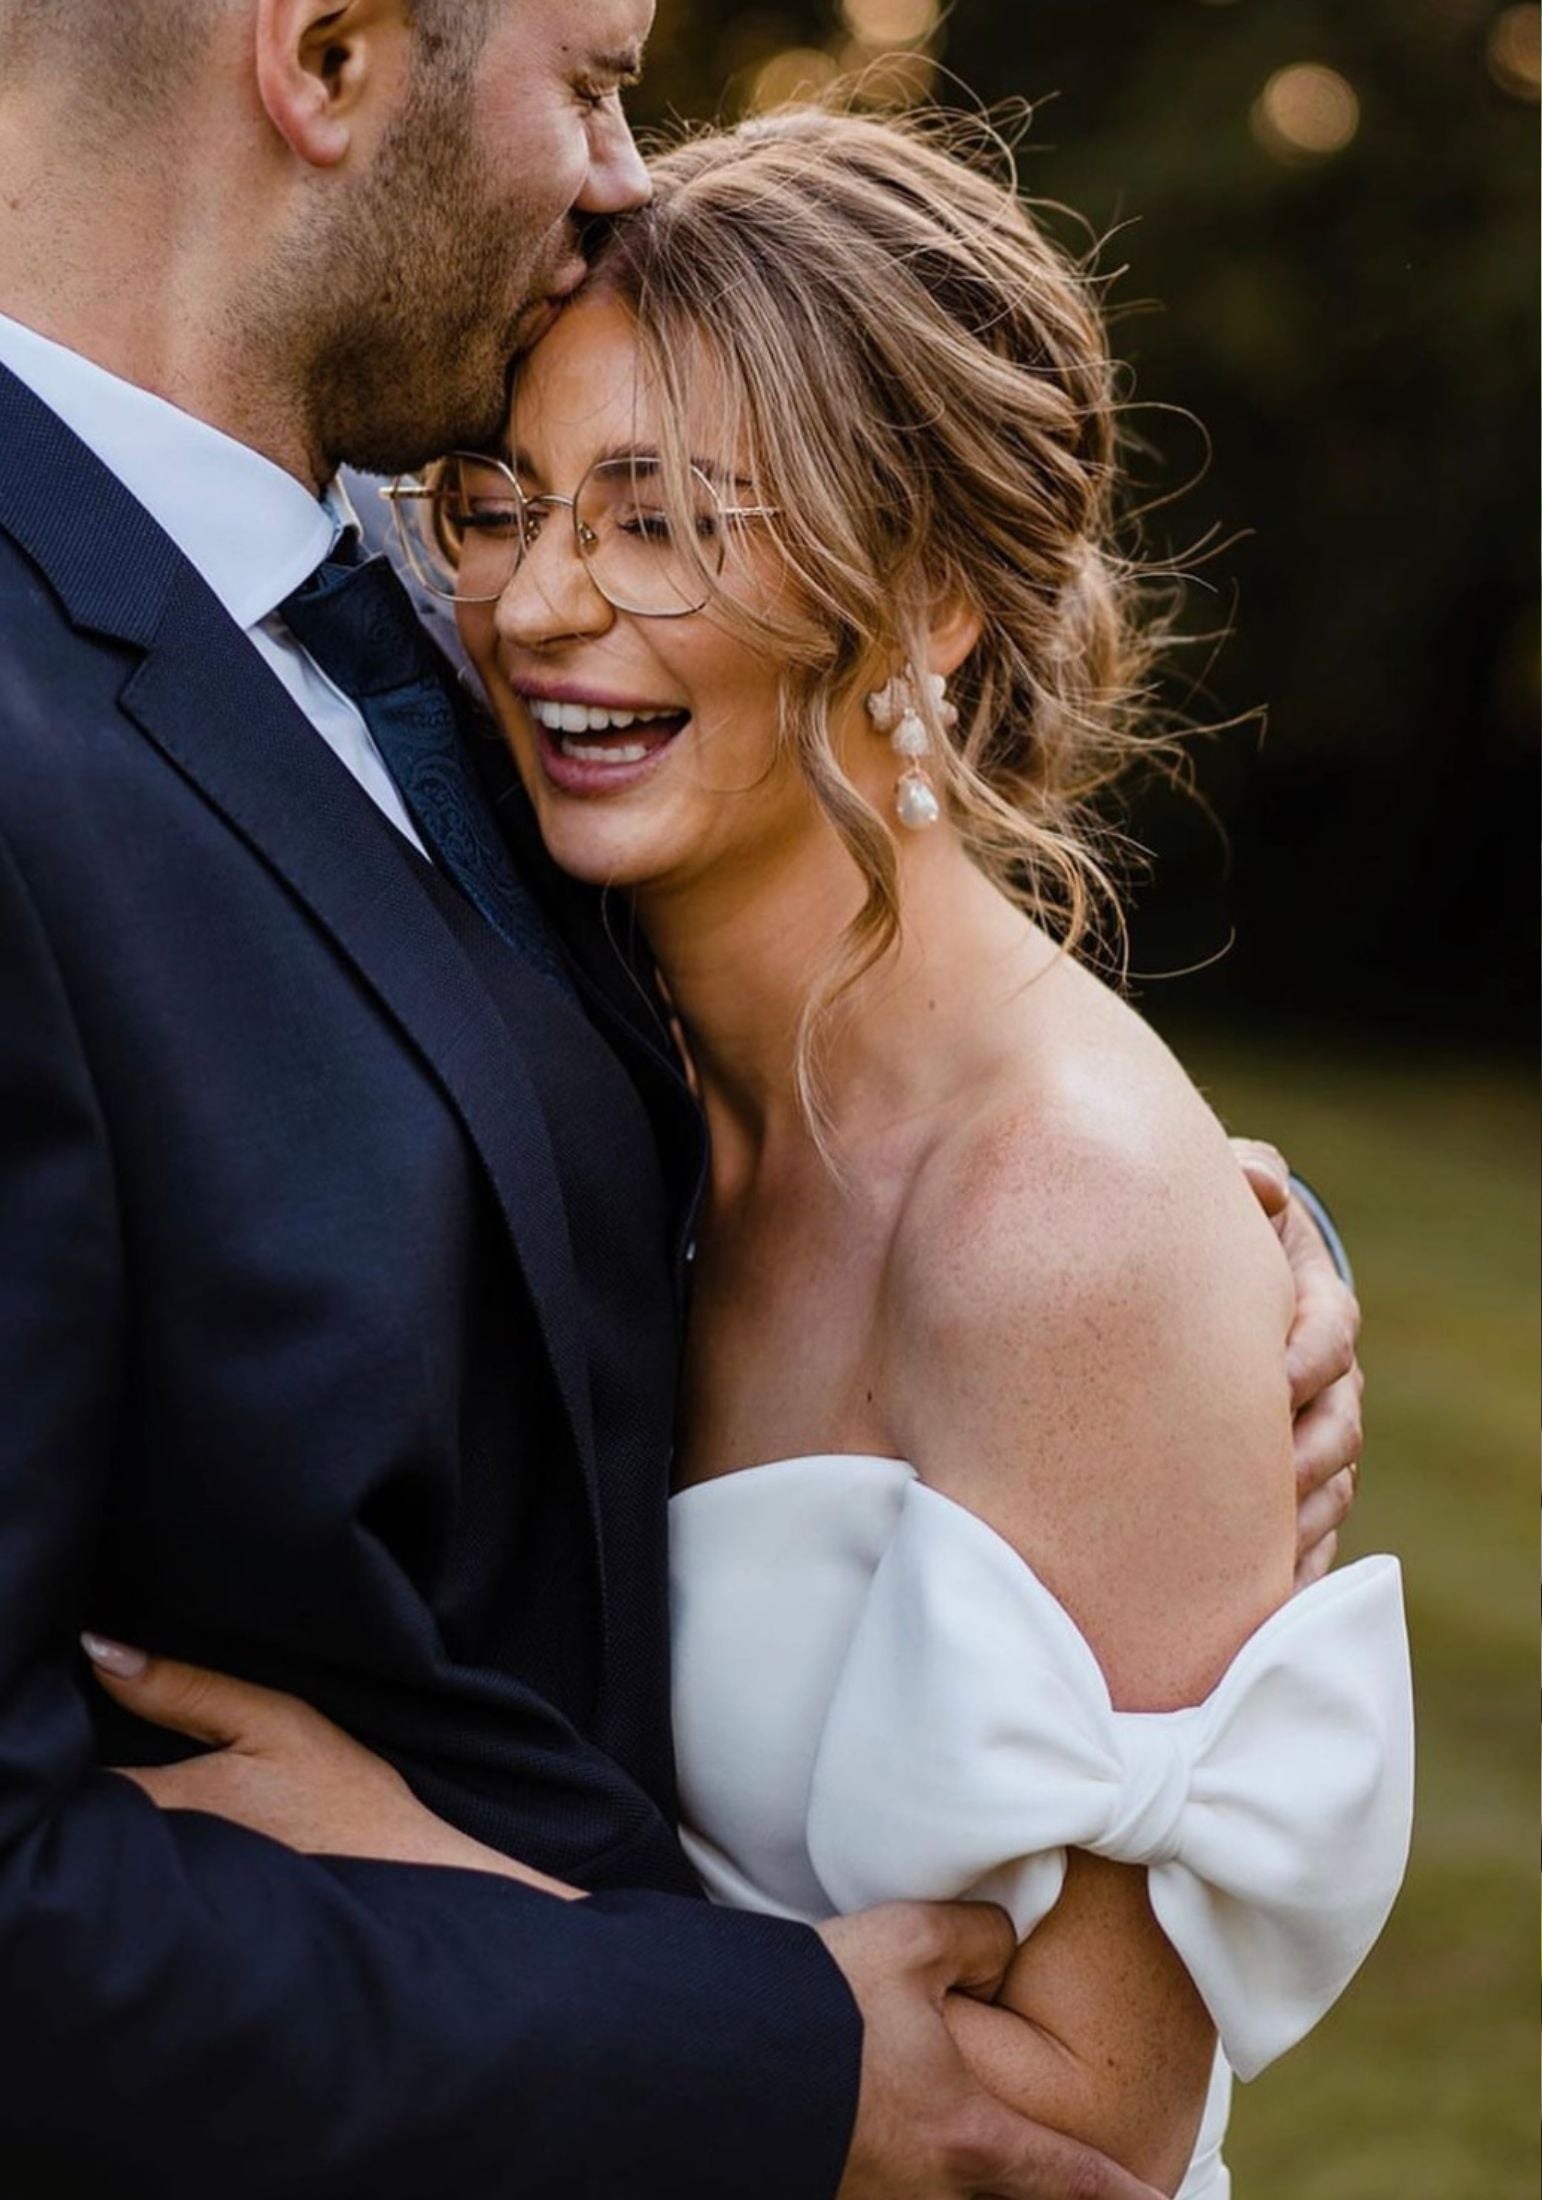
[895,768,941,831]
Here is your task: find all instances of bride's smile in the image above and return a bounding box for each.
[463,294,814,899]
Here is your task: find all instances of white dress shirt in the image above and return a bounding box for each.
[0,311,427,855]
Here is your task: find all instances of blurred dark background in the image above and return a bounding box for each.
[629,6,1538,2194]
[632,0,1538,1054]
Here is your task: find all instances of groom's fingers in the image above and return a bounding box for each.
[1231,1137,1290,1218]
[818,1899,1020,2012]
[1281,1215,1361,1411]
[1296,1461,1358,1559]
[922,1899,1022,2003]
[1292,1368,1365,1501]
[81,1638,294,1752]
[970,2099,1165,2200]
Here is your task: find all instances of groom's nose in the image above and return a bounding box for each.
[577,99,651,219]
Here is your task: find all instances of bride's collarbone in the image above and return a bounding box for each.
[683,1093,1017,1482]
[679,1308,896,1489]
[680,1207,904,1486]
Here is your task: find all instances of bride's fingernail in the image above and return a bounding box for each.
[80,1633,149,1680]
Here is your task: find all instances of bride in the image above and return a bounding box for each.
[91,109,1411,2196]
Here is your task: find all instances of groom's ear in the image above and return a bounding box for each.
[254,0,414,170]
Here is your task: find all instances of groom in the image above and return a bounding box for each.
[0,5,1361,2197]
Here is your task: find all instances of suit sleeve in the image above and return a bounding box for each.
[0,823,862,2200]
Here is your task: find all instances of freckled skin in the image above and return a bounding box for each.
[463,275,1298,2198]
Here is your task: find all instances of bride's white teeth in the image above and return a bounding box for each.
[528,697,680,735]
[559,738,650,764]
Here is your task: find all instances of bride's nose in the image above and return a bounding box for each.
[492,523,618,651]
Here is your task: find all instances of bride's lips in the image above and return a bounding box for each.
[518,686,691,798]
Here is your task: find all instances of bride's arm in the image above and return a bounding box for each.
[884,1084,1299,2195]
[81,1644,581,1901]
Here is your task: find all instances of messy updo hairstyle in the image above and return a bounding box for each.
[586,104,1177,1137]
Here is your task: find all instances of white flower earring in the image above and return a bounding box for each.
[866,664,956,831]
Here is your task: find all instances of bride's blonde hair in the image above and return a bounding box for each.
[588,104,1177,1134]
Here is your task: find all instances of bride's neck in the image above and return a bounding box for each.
[636,820,1048,1169]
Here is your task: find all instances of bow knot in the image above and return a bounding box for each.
[1097,1715,1193,1868]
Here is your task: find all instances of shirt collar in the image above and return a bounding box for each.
[0,310,341,630]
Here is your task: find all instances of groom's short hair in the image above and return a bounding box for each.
[0,0,498,120]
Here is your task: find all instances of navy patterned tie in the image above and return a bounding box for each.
[282,539,573,995]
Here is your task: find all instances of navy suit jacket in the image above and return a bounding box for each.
[0,364,861,2197]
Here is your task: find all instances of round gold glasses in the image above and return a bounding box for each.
[381,451,778,620]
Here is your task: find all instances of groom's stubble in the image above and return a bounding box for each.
[251,14,575,481]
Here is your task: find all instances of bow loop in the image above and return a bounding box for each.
[802,1475,1413,2083]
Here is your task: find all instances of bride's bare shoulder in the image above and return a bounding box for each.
[898,964,1279,1306]
[886,965,1297,1705]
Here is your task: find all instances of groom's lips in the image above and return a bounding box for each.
[546,259,589,302]
[514,261,590,348]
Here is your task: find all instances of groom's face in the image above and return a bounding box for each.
[308,0,655,476]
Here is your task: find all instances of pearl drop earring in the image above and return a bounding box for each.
[866,665,955,832]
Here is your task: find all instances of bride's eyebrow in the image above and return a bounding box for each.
[592,445,760,491]
[510,441,752,487]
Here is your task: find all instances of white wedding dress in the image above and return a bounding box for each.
[670,1454,1414,2200]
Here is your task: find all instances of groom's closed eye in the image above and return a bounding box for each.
[576,46,644,105]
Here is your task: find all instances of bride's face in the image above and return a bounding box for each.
[460,293,828,896]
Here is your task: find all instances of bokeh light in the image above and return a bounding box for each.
[1486,3,1541,98]
[838,42,940,103]
[750,44,842,110]
[841,0,940,41]
[1250,62,1362,160]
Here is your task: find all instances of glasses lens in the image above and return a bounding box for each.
[394,455,523,603]
[439,455,524,603]
[576,458,724,618]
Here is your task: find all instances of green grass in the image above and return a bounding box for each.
[1157,1028,1537,2198]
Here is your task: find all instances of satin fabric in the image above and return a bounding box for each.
[671,1454,1413,2196]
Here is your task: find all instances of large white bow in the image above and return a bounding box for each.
[805,1482,1413,2081]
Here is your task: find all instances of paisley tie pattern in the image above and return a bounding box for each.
[282,538,573,995]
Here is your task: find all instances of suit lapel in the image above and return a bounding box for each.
[0,365,605,1564]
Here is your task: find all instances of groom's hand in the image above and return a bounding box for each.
[819,1903,1162,2200]
[1231,1138,1364,1589]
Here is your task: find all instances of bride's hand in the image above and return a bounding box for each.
[1231,1137,1365,1590]
[79,1637,578,1901]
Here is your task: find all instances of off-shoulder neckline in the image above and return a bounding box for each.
[673,1453,914,1500]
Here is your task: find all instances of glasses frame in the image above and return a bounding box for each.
[380,450,780,620]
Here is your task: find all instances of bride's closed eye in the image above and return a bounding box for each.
[617,510,722,546]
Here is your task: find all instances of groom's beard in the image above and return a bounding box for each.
[268,73,582,480]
